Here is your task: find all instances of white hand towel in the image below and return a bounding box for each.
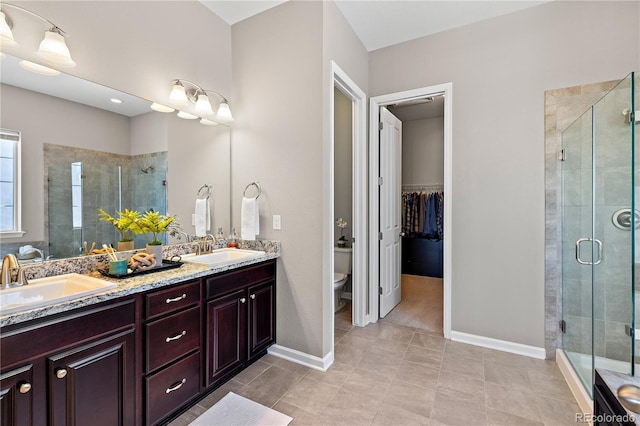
[195,198,209,237]
[241,197,259,240]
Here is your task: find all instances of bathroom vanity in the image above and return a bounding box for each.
[0,252,278,426]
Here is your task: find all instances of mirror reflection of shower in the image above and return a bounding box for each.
[141,166,155,174]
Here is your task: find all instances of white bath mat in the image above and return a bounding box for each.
[189,392,292,426]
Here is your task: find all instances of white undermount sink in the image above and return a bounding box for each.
[181,248,266,268]
[0,273,117,315]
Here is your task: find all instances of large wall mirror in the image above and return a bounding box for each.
[0,54,231,260]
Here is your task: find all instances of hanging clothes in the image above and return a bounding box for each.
[401,189,444,240]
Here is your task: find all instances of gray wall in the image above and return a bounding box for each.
[369,1,640,348]
[232,0,368,358]
[402,117,444,186]
[334,87,353,244]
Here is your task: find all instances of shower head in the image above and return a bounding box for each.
[141,166,154,174]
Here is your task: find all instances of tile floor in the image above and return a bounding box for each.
[170,301,581,426]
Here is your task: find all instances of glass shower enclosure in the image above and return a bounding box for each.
[561,72,638,397]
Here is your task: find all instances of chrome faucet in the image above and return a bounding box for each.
[1,254,18,285]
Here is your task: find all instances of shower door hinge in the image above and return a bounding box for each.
[379,286,383,295]
[378,232,383,240]
[378,176,383,186]
[558,149,566,161]
[559,319,566,334]
[379,122,384,131]
[625,324,634,338]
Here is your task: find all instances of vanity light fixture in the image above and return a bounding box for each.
[176,111,198,120]
[199,118,219,126]
[169,79,234,123]
[19,59,60,76]
[150,102,175,113]
[0,3,76,68]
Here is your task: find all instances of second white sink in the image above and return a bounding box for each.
[182,248,266,268]
[0,273,117,315]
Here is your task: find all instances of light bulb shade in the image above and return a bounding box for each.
[36,29,75,67]
[177,111,198,120]
[195,93,214,116]
[216,102,234,122]
[150,102,175,113]
[0,12,16,47]
[200,118,219,126]
[170,81,188,104]
[19,60,60,76]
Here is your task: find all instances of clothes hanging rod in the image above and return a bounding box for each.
[402,183,443,191]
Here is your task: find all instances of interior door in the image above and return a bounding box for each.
[379,107,402,317]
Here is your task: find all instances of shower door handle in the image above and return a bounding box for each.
[575,238,603,265]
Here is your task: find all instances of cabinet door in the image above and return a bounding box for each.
[0,364,33,426]
[206,289,247,386]
[48,329,135,426]
[248,280,276,359]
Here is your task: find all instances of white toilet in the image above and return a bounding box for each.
[334,247,352,312]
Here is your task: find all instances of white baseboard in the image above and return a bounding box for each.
[267,344,333,372]
[556,349,593,418]
[450,331,546,359]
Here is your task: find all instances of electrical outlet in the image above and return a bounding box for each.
[273,215,281,230]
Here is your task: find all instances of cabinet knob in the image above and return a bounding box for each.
[166,294,187,304]
[19,382,31,394]
[240,298,246,304]
[55,369,67,379]
[250,294,256,300]
[165,330,186,343]
[165,378,186,394]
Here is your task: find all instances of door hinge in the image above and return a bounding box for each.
[378,232,383,240]
[559,320,566,334]
[558,149,566,161]
[378,176,383,186]
[379,287,383,295]
[379,122,384,131]
[625,324,634,338]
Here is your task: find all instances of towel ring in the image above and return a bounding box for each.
[243,181,261,199]
[197,184,212,199]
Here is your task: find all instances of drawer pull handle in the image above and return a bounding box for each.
[165,378,186,394]
[19,383,31,394]
[165,331,187,343]
[240,298,246,304]
[166,294,187,304]
[55,369,67,379]
[250,294,256,300]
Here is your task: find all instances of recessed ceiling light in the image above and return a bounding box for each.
[110,98,123,104]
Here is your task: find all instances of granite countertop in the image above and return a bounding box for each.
[596,368,640,425]
[1,240,280,328]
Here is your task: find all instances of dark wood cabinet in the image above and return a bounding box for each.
[0,364,33,426]
[0,299,136,426]
[143,279,201,426]
[204,260,276,388]
[48,330,135,426]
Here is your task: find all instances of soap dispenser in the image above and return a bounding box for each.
[227,228,238,248]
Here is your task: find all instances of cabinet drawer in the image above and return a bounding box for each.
[146,306,200,373]
[146,351,200,426]
[206,261,275,299]
[145,280,200,319]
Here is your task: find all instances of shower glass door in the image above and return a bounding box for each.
[561,72,636,397]
[562,107,594,395]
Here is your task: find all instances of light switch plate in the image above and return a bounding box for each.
[273,215,281,230]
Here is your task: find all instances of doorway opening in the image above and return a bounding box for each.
[368,83,453,339]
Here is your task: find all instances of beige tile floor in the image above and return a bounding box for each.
[170,300,581,426]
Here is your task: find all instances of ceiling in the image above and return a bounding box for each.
[200,0,549,51]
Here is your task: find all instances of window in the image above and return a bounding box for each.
[0,129,24,237]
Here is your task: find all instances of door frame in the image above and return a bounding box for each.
[369,83,453,339]
[330,61,368,338]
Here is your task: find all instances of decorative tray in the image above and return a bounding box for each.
[98,259,183,279]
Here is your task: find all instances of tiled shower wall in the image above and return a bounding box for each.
[42,144,167,258]
[544,79,630,360]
